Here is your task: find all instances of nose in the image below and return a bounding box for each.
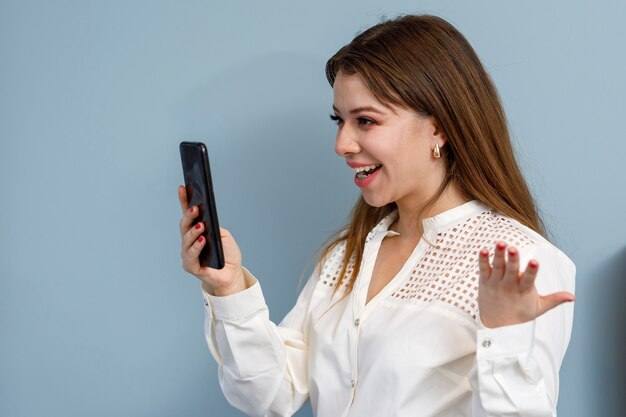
[334,125,360,157]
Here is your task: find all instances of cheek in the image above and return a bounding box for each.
[386,150,433,185]
[388,145,422,170]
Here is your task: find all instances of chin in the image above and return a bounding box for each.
[362,193,392,208]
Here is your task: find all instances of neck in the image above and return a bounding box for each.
[390,183,469,239]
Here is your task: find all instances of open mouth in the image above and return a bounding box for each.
[354,164,382,180]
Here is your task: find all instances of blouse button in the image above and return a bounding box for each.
[482,338,492,348]
[354,318,360,327]
[351,379,356,388]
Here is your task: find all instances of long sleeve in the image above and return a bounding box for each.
[202,266,317,417]
[470,243,576,416]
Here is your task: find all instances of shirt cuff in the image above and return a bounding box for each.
[202,266,267,322]
[476,314,535,360]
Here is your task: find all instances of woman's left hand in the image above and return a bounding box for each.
[477,242,575,328]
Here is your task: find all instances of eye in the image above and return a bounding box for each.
[329,114,343,126]
[357,117,374,126]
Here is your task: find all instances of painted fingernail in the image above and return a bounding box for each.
[188,206,194,213]
[480,249,489,257]
[194,223,201,229]
[497,241,506,250]
[508,248,517,256]
[529,260,538,268]
[198,236,204,243]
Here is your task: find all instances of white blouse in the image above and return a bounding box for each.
[201,200,575,417]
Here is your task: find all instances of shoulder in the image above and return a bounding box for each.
[487,211,576,294]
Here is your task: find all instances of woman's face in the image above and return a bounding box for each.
[332,71,447,208]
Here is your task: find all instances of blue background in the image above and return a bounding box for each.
[1,1,624,416]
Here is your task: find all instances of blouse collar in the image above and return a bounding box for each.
[366,199,491,242]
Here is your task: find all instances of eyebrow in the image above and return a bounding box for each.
[332,105,386,115]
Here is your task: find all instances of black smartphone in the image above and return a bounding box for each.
[179,141,225,269]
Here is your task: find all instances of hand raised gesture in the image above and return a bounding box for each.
[477,242,575,328]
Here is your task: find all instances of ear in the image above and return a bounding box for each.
[430,117,448,146]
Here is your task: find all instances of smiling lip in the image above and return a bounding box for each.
[347,161,381,168]
[354,165,382,187]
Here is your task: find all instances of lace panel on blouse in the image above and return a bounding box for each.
[388,210,535,319]
[320,240,355,291]
[319,210,535,320]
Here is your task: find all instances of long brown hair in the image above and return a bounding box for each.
[317,14,545,297]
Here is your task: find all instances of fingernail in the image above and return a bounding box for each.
[189,206,194,213]
[508,248,517,256]
[529,260,538,268]
[194,223,201,229]
[480,249,489,257]
[497,241,506,250]
[198,236,204,243]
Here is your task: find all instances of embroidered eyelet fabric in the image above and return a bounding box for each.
[387,211,535,319]
[320,209,536,319]
[202,200,576,417]
[319,243,354,290]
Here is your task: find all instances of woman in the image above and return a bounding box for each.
[178,14,575,417]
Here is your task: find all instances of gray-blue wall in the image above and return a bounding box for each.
[1,1,624,416]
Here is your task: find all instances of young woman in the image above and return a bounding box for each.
[178,14,575,417]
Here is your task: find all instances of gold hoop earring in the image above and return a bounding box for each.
[433,143,441,159]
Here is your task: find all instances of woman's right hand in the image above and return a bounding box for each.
[178,185,247,296]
